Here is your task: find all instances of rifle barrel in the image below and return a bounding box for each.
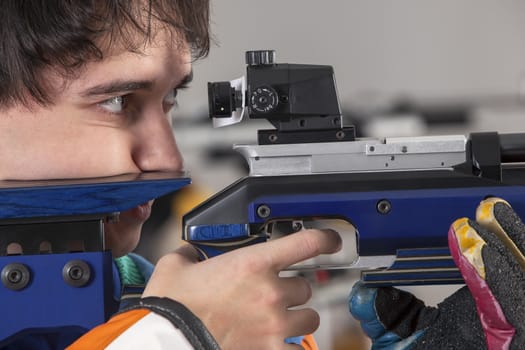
[500,133,525,162]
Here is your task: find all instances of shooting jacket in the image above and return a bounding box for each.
[2,253,317,349]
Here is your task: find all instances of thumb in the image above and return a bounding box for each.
[349,282,386,340]
[349,282,428,343]
[142,244,201,298]
[170,243,201,266]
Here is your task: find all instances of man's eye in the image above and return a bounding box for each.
[99,95,126,113]
[163,89,178,107]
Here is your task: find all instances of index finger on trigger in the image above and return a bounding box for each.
[258,228,342,271]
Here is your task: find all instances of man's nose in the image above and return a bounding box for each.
[131,113,184,172]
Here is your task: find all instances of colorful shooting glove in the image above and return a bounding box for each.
[349,198,525,350]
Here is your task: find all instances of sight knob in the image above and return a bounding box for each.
[246,50,275,66]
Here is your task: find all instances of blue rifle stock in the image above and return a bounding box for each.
[182,50,525,287]
[0,172,190,345]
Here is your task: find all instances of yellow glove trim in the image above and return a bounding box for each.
[452,218,486,279]
[476,197,525,271]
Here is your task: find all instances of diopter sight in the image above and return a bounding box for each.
[208,50,355,145]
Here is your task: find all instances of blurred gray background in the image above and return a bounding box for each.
[152,1,525,349]
[178,0,525,121]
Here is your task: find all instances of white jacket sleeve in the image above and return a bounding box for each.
[105,312,194,349]
[67,297,219,350]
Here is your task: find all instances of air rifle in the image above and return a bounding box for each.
[183,50,525,286]
[0,172,190,344]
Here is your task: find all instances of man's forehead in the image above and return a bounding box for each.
[72,39,192,94]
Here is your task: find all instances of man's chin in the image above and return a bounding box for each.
[104,216,146,258]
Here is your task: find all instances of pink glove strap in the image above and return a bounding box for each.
[448,227,515,350]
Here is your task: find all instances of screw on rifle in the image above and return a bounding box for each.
[256,204,271,218]
[63,260,91,288]
[292,221,303,231]
[268,134,278,143]
[336,131,345,139]
[376,199,392,215]
[1,263,31,291]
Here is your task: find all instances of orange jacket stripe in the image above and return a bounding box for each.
[67,309,150,349]
[302,334,319,350]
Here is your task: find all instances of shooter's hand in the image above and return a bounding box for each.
[349,198,525,349]
[143,228,342,350]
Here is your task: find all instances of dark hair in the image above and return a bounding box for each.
[0,0,210,107]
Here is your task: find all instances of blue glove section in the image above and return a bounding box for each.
[349,283,387,339]
[349,282,424,350]
[285,336,304,345]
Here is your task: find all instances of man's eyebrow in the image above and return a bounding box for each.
[80,70,193,97]
[81,80,154,97]
[177,70,194,88]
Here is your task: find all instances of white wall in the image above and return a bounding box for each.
[176,0,525,120]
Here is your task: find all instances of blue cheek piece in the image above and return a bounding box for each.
[112,261,122,302]
[349,282,425,350]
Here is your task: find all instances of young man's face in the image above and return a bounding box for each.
[0,30,192,257]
